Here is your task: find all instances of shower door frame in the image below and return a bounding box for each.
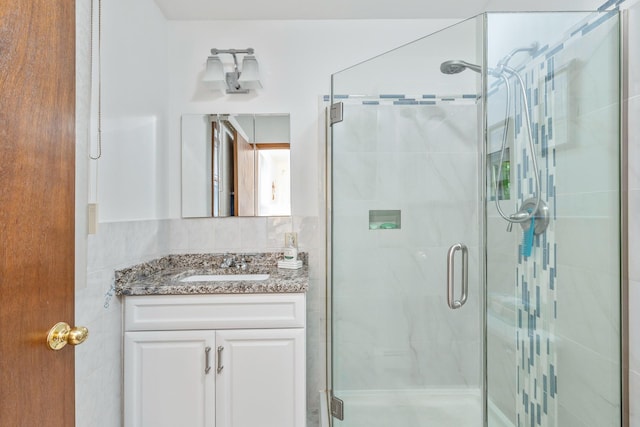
[327,14,487,418]
[326,9,627,427]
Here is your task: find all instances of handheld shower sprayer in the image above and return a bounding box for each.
[494,42,539,73]
[439,42,548,236]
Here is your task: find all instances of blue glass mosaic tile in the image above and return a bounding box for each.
[582,10,617,35]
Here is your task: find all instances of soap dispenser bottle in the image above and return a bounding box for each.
[284,234,298,262]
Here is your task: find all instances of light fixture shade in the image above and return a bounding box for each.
[203,56,226,90]
[238,55,262,89]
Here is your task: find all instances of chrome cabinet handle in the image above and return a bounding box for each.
[216,346,224,373]
[447,243,468,309]
[205,346,212,374]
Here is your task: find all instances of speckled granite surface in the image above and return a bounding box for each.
[115,252,309,296]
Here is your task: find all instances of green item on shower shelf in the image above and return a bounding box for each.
[379,222,398,229]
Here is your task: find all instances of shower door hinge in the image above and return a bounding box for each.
[330,395,344,420]
[330,102,343,126]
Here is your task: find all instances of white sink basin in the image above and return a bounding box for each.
[180,274,270,283]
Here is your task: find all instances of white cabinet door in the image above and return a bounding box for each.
[215,328,306,427]
[124,330,216,427]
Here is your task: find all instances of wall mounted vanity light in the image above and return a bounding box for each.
[203,48,262,94]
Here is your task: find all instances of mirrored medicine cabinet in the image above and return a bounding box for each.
[181,113,291,218]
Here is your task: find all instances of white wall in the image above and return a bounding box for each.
[75,0,640,426]
[164,19,459,220]
[78,1,460,425]
[96,0,170,221]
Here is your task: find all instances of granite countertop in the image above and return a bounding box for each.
[115,252,309,296]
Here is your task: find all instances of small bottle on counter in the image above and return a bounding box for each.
[279,234,302,269]
[284,234,298,262]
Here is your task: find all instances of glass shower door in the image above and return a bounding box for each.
[329,16,484,427]
[484,11,622,427]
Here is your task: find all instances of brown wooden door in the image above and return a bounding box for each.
[234,129,256,216]
[0,0,76,426]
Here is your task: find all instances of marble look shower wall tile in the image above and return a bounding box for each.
[627,4,640,420]
[555,217,620,274]
[628,5,640,98]
[629,96,640,192]
[554,190,619,219]
[399,105,479,154]
[553,97,619,195]
[405,200,479,247]
[332,106,379,153]
[557,340,621,427]
[556,17,620,116]
[414,153,478,202]
[487,324,517,423]
[332,103,481,395]
[630,281,640,378]
[332,152,378,201]
[333,291,480,389]
[631,365,640,427]
[555,265,620,358]
[630,189,640,284]
[374,104,479,154]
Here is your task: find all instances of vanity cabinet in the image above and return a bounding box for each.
[123,293,306,427]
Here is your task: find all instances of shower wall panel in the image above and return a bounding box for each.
[486,11,621,427]
[552,13,621,427]
[332,100,481,392]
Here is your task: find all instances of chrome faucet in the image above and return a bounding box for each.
[220,254,236,268]
[220,254,248,270]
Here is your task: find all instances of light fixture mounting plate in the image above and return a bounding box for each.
[225,71,249,94]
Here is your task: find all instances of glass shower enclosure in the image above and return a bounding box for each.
[329,11,622,427]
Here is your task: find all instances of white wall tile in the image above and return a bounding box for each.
[628,5,640,98]
[557,340,622,427]
[630,190,640,283]
[631,369,640,427]
[76,1,640,425]
[210,217,242,251]
[630,280,640,379]
[239,216,268,251]
[266,216,294,249]
[629,96,640,192]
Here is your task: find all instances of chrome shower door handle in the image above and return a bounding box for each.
[447,243,469,309]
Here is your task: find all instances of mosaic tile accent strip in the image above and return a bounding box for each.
[509,58,558,427]
[325,93,480,106]
[489,11,618,427]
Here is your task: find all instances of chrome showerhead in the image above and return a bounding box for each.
[440,60,482,75]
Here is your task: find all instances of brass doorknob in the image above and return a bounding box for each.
[47,322,89,350]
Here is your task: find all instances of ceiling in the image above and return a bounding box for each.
[153,0,606,20]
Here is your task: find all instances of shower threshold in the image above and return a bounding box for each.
[330,388,482,427]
